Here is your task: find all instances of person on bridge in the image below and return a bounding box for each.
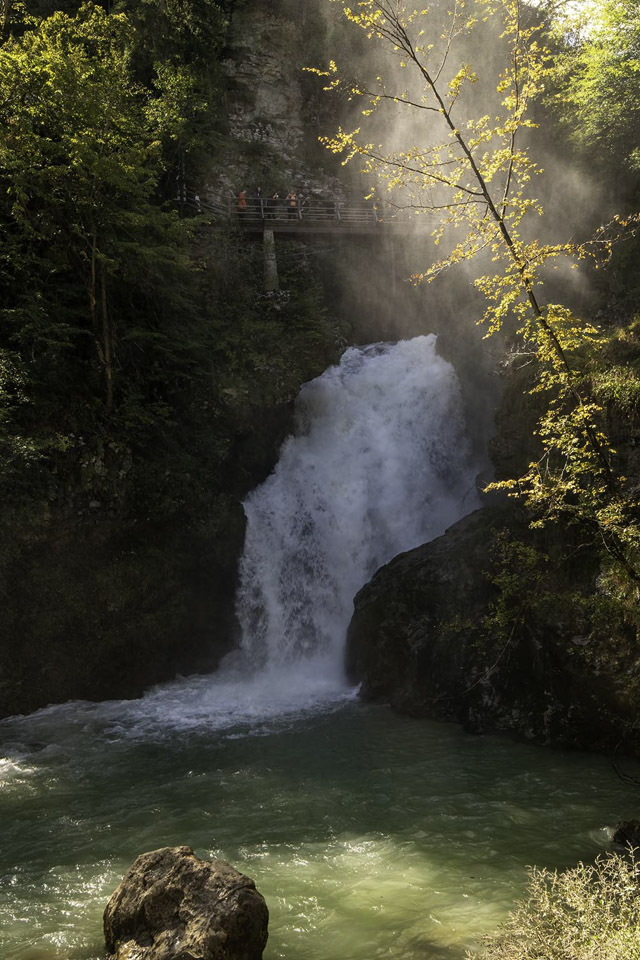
[286,191,298,221]
[254,186,263,218]
[268,192,280,220]
[237,189,247,219]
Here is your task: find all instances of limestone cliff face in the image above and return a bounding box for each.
[224,5,305,163]
[209,0,349,202]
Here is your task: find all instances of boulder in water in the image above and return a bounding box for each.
[104,846,268,960]
[613,820,640,849]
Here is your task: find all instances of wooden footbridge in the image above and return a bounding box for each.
[185,192,417,290]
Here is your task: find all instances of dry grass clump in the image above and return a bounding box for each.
[468,851,640,960]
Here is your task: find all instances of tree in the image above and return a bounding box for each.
[0,3,195,414]
[549,0,640,174]
[1,0,11,39]
[115,0,228,190]
[313,0,640,583]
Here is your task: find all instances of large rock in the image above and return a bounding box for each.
[104,846,268,960]
[613,820,640,849]
[347,507,509,724]
[346,506,640,752]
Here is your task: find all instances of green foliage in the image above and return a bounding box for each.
[482,535,547,641]
[0,3,215,514]
[202,236,343,411]
[469,852,640,960]
[549,0,640,174]
[585,317,640,411]
[116,0,227,178]
[1,11,190,334]
[477,522,640,719]
[592,364,640,411]
[0,0,344,530]
[479,531,595,654]
[0,348,39,491]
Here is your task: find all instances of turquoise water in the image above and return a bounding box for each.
[1,683,638,960]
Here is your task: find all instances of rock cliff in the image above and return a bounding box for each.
[209,0,349,203]
[347,502,640,753]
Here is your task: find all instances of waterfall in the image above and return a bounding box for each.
[0,336,481,737]
[236,335,479,682]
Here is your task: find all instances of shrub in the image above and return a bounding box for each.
[469,851,640,960]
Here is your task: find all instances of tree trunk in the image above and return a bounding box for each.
[1,0,12,39]
[100,264,113,412]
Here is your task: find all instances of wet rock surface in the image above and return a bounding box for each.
[104,846,269,960]
[613,820,640,849]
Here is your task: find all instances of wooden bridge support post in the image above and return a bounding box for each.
[263,228,280,293]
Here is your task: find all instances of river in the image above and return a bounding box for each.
[1,691,638,959]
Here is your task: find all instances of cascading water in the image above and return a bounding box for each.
[235,335,479,685]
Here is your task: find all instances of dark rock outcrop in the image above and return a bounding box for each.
[104,846,268,960]
[613,820,640,849]
[347,506,640,752]
[347,507,505,716]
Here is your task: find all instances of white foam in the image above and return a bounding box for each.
[0,664,355,746]
[0,756,36,781]
[237,336,478,674]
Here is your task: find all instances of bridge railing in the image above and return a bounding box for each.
[235,197,381,224]
[183,191,414,226]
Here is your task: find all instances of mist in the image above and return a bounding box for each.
[210,0,617,479]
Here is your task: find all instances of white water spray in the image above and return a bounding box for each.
[236,336,479,682]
